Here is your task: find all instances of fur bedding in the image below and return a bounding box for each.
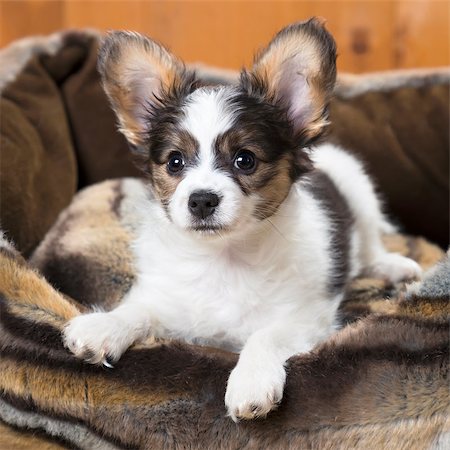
[0,30,449,449]
[0,179,449,449]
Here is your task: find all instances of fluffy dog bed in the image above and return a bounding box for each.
[1,222,448,449]
[0,30,449,449]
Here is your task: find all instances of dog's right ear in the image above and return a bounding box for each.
[98,31,189,147]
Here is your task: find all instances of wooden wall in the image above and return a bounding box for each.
[1,0,449,73]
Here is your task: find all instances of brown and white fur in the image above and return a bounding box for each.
[63,19,422,421]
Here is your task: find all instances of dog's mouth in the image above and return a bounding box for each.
[189,224,227,235]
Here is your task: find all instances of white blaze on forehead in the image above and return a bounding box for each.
[181,87,237,166]
[168,87,247,231]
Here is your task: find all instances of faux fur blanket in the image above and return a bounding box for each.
[0,179,448,449]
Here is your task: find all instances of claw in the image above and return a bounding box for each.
[102,359,114,369]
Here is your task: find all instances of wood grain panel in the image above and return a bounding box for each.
[1,1,64,45]
[395,0,450,67]
[63,1,144,33]
[0,0,449,73]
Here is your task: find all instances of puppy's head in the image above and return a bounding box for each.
[99,18,336,236]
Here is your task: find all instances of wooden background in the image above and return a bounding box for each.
[1,0,449,73]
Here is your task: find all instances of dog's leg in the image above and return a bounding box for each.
[63,289,155,366]
[313,145,422,284]
[357,212,422,284]
[351,186,422,283]
[225,322,319,422]
[365,249,423,283]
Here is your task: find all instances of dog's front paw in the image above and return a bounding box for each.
[225,360,286,422]
[368,253,422,284]
[63,312,131,366]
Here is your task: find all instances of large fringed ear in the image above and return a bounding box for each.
[98,31,192,147]
[241,18,337,144]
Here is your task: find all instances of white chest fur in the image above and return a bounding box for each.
[126,183,339,352]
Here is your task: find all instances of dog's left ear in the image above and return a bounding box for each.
[241,18,337,143]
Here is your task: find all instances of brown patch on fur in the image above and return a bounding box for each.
[151,167,180,209]
[149,129,199,206]
[152,129,199,165]
[253,156,295,219]
[214,128,296,217]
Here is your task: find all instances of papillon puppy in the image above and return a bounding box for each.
[63,18,421,421]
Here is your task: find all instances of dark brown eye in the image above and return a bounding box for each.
[167,152,185,174]
[234,151,256,174]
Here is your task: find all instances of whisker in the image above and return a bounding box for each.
[254,206,298,219]
[266,218,289,242]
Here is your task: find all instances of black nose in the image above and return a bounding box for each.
[188,191,220,219]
